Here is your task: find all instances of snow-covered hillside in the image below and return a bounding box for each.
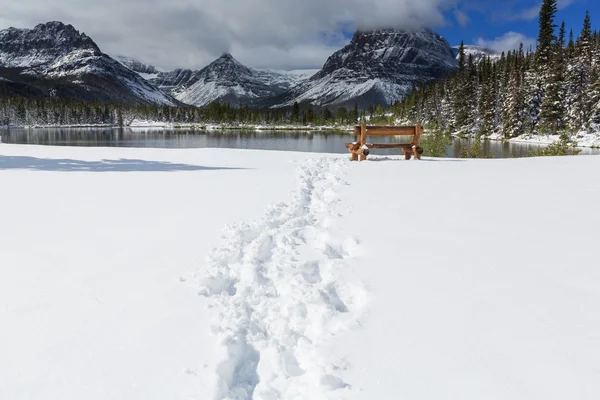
[0,22,177,105]
[266,29,458,109]
[453,45,502,64]
[114,55,161,80]
[2,143,599,400]
[155,53,317,107]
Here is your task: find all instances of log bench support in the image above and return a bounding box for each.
[345,123,424,161]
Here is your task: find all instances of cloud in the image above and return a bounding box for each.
[499,0,580,21]
[0,0,457,71]
[475,32,537,53]
[510,5,541,21]
[557,0,578,8]
[454,9,470,27]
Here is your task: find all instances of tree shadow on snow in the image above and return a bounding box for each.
[0,155,246,172]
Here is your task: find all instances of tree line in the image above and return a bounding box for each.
[394,0,600,139]
[0,94,365,127]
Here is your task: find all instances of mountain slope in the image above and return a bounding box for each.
[0,22,177,105]
[114,55,160,80]
[263,29,458,109]
[158,53,316,107]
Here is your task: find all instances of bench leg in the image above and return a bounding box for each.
[350,152,358,161]
[404,152,412,160]
[413,147,420,160]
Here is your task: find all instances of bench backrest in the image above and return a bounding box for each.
[354,123,423,146]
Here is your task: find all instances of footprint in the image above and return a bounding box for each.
[320,284,349,313]
[320,374,350,390]
[200,158,366,399]
[300,261,322,284]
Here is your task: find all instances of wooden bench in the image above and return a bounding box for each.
[345,123,424,161]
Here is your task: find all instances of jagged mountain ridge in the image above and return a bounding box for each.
[0,22,177,105]
[148,53,318,107]
[259,29,458,109]
[1,21,473,109]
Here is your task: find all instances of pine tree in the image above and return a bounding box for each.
[336,107,348,124]
[524,0,558,134]
[321,107,332,122]
[352,102,359,123]
[537,0,558,67]
[453,42,475,132]
[591,74,600,124]
[540,21,567,134]
[291,101,300,123]
[458,41,466,73]
[568,11,594,130]
[478,58,495,136]
[306,105,315,124]
[504,48,526,138]
[567,29,576,59]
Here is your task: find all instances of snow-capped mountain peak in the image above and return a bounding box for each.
[262,28,458,109]
[216,52,238,63]
[0,21,177,105]
[0,21,100,69]
[154,53,316,107]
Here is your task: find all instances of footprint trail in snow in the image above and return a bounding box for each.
[200,157,368,400]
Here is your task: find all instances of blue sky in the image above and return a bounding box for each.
[437,0,598,51]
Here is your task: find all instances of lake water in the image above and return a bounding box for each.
[2,128,599,158]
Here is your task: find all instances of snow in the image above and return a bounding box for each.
[138,72,160,80]
[276,29,458,108]
[119,73,176,106]
[0,144,308,399]
[488,130,600,148]
[1,143,600,400]
[454,45,501,64]
[261,68,320,87]
[0,26,175,106]
[280,71,411,108]
[172,60,316,107]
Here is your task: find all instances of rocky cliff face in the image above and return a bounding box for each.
[0,22,177,105]
[262,29,458,109]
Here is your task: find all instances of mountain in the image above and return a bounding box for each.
[152,53,317,107]
[453,45,501,64]
[152,69,199,92]
[0,22,177,105]
[261,29,458,109]
[114,55,159,77]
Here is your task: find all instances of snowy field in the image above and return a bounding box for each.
[1,144,599,400]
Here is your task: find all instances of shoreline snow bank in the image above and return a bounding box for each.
[487,130,600,148]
